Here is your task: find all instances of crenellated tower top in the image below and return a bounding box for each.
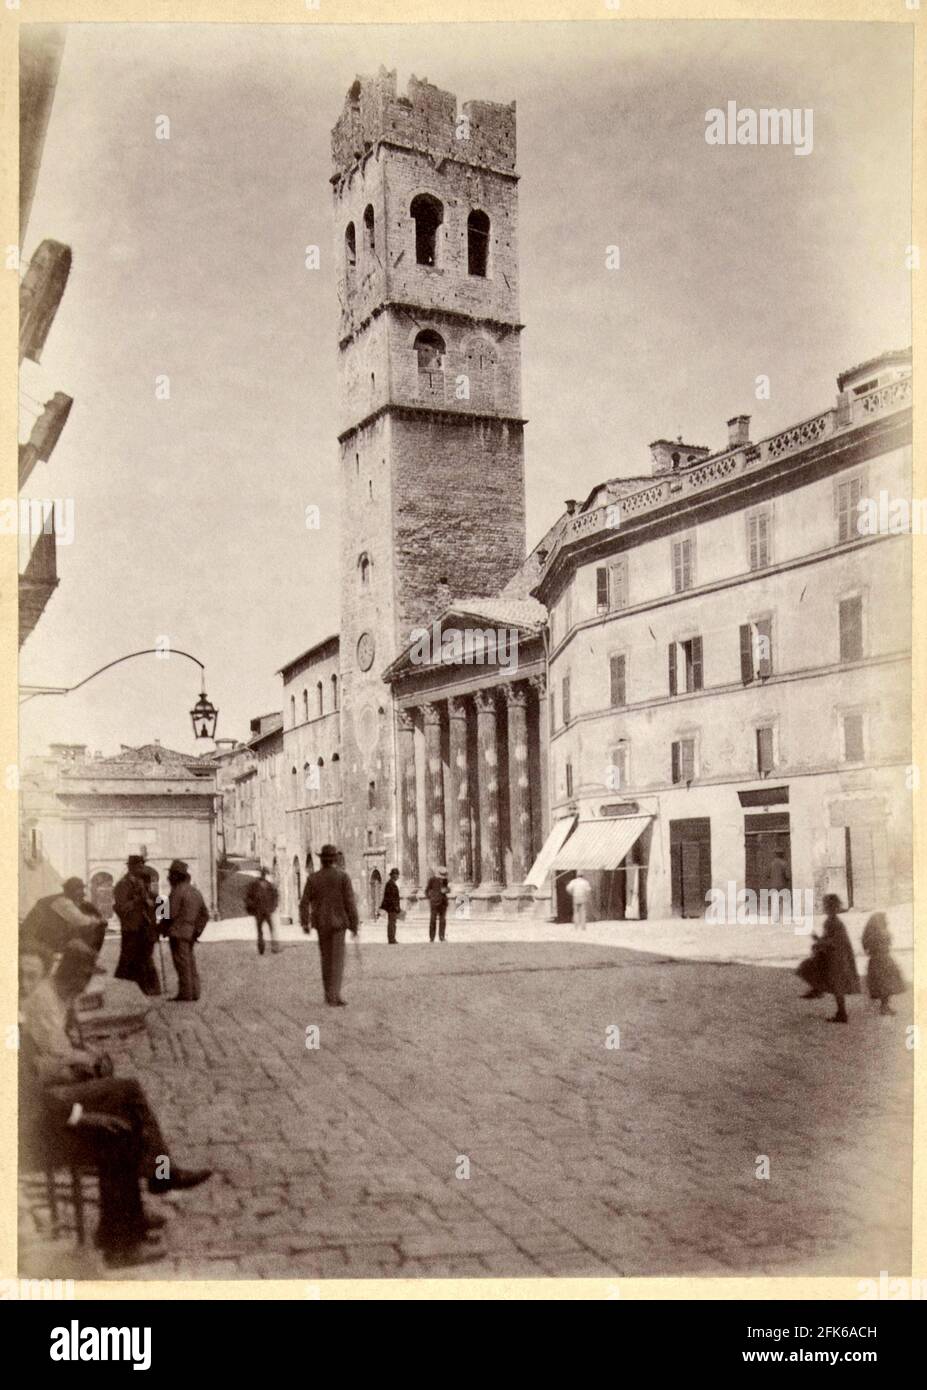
[331,67,516,181]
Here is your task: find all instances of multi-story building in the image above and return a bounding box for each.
[248,712,285,879]
[280,637,343,920]
[533,350,913,921]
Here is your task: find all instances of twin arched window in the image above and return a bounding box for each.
[345,222,356,269]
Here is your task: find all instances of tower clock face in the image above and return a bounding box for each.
[356,631,375,671]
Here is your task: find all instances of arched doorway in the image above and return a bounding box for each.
[368,868,382,922]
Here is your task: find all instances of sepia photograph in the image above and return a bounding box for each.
[5,3,922,1314]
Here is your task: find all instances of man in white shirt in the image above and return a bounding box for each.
[566,872,591,930]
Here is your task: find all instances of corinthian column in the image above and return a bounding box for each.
[504,682,532,885]
[448,696,473,886]
[422,701,446,875]
[396,707,419,887]
[474,688,503,888]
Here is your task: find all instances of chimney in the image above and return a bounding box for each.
[727,414,751,449]
[565,499,578,516]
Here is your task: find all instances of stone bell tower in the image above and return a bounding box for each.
[331,67,527,889]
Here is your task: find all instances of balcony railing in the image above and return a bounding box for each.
[550,373,912,568]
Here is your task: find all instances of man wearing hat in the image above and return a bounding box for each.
[113,855,160,995]
[165,859,209,1002]
[299,844,359,1006]
[21,877,106,959]
[425,866,450,942]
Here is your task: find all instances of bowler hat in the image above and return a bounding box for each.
[127,854,146,870]
[168,859,189,878]
[319,844,338,864]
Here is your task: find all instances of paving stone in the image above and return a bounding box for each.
[19,939,911,1282]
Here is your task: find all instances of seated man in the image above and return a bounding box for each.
[20,940,212,1268]
[21,879,107,959]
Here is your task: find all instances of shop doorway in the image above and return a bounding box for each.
[670,818,712,917]
[744,812,791,895]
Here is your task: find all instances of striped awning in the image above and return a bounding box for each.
[552,815,652,872]
[524,816,577,889]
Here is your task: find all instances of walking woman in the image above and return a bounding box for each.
[861,912,906,1016]
[816,894,861,1024]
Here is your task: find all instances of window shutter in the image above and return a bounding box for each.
[756,618,773,677]
[610,560,627,610]
[843,713,864,762]
[757,726,774,774]
[839,596,863,661]
[671,740,680,784]
[562,674,571,725]
[596,567,609,612]
[739,624,753,683]
[691,635,704,691]
[681,740,694,782]
[668,642,677,696]
[610,654,626,707]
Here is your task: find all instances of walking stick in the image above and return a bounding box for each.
[157,934,168,995]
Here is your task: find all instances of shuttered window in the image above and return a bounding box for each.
[669,637,703,694]
[740,619,773,681]
[609,653,627,707]
[835,475,863,544]
[842,712,864,762]
[747,511,771,569]
[561,673,571,725]
[671,738,696,784]
[672,537,694,592]
[596,567,609,613]
[609,559,628,610]
[756,726,775,775]
[839,595,863,662]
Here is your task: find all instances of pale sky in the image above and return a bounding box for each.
[19,20,912,758]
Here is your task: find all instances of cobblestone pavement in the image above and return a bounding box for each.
[20,937,913,1282]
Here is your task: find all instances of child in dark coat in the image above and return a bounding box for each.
[861,912,906,1016]
[797,894,860,1023]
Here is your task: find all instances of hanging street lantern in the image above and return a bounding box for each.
[190,688,219,741]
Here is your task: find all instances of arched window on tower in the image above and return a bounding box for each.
[302,689,308,723]
[345,222,356,271]
[363,204,375,256]
[359,552,371,588]
[410,194,443,267]
[414,329,446,403]
[290,695,296,727]
[467,209,490,277]
[317,681,324,716]
[331,673,339,710]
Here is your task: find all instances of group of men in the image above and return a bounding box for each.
[111,854,210,1003]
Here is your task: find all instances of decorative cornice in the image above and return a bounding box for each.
[338,401,527,445]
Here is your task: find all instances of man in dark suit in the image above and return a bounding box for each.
[299,844,359,1006]
[380,867,401,944]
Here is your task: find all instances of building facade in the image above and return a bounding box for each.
[20,742,219,918]
[534,352,913,921]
